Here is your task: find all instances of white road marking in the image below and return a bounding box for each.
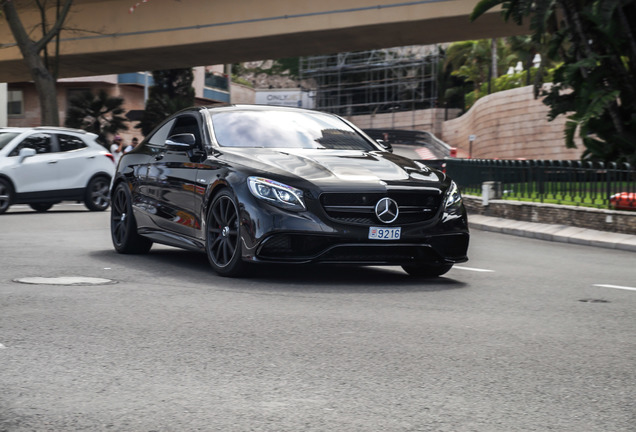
[593,284,636,292]
[454,266,495,273]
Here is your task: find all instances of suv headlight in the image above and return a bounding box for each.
[248,177,306,211]
[444,181,463,214]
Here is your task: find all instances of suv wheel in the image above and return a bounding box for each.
[30,203,54,212]
[0,179,14,215]
[84,175,111,211]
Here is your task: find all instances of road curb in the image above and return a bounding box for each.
[469,215,636,252]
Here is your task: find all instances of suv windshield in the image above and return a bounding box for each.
[210,110,376,151]
[0,132,19,151]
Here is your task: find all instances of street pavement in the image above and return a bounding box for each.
[469,214,636,252]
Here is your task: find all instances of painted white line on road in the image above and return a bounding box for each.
[593,284,636,292]
[454,266,495,273]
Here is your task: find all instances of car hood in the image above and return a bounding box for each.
[216,147,445,190]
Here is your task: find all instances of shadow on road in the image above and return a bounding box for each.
[92,247,468,293]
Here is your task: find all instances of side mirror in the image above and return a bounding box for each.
[18,147,36,162]
[377,139,393,153]
[166,133,196,150]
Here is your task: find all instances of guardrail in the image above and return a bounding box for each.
[441,159,636,210]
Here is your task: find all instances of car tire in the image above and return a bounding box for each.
[205,189,247,277]
[84,175,111,211]
[29,203,54,212]
[0,178,13,215]
[110,182,153,254]
[402,263,453,277]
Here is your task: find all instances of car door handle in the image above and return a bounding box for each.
[47,160,58,164]
[154,154,164,161]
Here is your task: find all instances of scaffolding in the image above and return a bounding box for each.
[300,45,441,117]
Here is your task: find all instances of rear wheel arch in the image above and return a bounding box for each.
[0,174,16,193]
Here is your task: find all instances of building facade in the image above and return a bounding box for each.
[4,66,236,144]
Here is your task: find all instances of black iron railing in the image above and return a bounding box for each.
[439,159,635,210]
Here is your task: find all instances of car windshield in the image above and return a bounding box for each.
[210,110,376,151]
[0,132,19,151]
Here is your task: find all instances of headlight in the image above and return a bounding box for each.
[247,177,306,211]
[444,181,463,213]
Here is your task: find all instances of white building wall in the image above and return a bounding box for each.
[0,83,6,127]
[192,66,205,99]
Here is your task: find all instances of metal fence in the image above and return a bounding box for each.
[441,159,636,210]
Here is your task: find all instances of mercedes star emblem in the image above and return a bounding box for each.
[375,197,399,224]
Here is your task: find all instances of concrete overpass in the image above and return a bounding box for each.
[0,0,527,83]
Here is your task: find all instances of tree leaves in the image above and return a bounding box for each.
[472,0,636,164]
[137,68,195,136]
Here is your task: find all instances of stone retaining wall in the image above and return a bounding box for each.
[463,195,636,235]
[347,108,461,138]
[441,85,584,160]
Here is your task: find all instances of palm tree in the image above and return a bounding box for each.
[65,90,129,146]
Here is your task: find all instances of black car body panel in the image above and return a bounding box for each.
[111,105,468,276]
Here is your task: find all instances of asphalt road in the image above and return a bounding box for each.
[1,203,635,432]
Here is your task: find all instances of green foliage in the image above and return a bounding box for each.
[137,68,195,136]
[236,58,301,79]
[64,90,128,146]
[270,58,300,78]
[231,75,253,88]
[472,0,636,165]
[442,37,553,111]
[444,40,493,91]
[465,67,555,108]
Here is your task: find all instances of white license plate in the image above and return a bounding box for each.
[368,226,401,240]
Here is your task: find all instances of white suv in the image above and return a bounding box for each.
[0,127,116,214]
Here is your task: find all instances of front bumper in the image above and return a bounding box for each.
[254,231,469,265]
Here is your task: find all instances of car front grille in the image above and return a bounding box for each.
[320,191,442,226]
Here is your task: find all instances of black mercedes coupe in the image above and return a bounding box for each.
[110,105,469,277]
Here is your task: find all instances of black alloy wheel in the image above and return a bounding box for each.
[29,203,54,212]
[110,183,152,254]
[206,190,246,277]
[85,175,111,211]
[402,263,453,277]
[0,179,13,214]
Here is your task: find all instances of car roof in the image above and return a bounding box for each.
[0,126,90,134]
[0,127,99,142]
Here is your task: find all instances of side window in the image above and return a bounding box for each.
[58,134,88,152]
[8,133,53,156]
[147,119,176,147]
[170,115,202,145]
